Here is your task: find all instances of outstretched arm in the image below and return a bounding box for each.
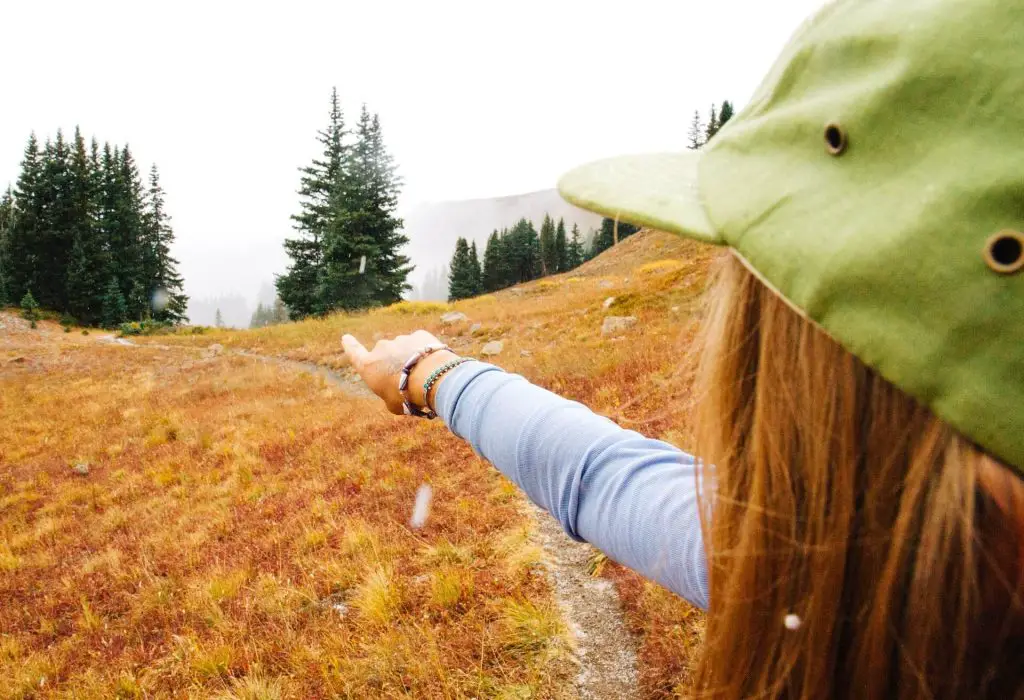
[342,332,709,610]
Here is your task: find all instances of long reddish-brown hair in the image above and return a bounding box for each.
[692,253,1024,699]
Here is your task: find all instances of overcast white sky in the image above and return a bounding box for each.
[1,0,826,302]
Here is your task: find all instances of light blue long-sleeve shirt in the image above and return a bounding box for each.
[435,360,709,610]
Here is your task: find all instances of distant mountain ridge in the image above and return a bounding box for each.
[402,188,603,299]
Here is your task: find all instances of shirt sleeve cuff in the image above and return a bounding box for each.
[434,360,504,429]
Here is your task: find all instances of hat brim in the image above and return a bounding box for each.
[557,151,724,245]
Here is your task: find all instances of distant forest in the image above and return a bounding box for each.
[0,129,188,326]
[445,99,734,302]
[276,88,410,320]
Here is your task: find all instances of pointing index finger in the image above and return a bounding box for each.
[341,334,370,369]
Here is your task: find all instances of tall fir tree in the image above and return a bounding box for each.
[278,88,346,318]
[687,110,706,150]
[482,229,505,292]
[7,133,44,303]
[718,101,735,130]
[101,276,127,327]
[65,127,105,324]
[705,104,719,142]
[538,213,557,276]
[36,130,75,310]
[0,187,13,305]
[590,218,640,258]
[363,112,412,305]
[504,218,541,284]
[567,222,585,270]
[468,239,483,295]
[447,237,476,301]
[554,218,568,273]
[144,165,188,323]
[215,308,224,328]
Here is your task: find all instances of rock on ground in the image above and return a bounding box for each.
[602,316,638,336]
[481,340,504,356]
[440,311,467,324]
[602,297,616,309]
[469,322,482,334]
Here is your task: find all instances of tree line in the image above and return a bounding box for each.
[688,100,735,150]
[277,88,411,320]
[249,298,289,328]
[447,214,592,301]
[0,128,188,326]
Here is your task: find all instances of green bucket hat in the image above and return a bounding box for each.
[558,0,1024,472]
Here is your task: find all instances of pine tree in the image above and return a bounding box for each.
[272,296,289,324]
[505,218,541,284]
[64,127,105,324]
[250,302,267,328]
[313,103,411,312]
[705,104,719,142]
[718,101,735,130]
[6,135,43,306]
[590,218,641,258]
[468,240,483,295]
[567,223,584,270]
[101,276,127,327]
[687,110,706,150]
[278,88,346,318]
[144,165,188,323]
[215,308,224,328]
[482,230,505,292]
[554,218,568,273]
[539,214,557,276]
[36,130,75,310]
[447,237,476,301]
[0,187,13,305]
[20,290,39,322]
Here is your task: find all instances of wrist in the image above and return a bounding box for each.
[407,350,460,410]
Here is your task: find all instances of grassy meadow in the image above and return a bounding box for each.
[1,230,714,698]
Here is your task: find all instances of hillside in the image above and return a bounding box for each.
[1,229,717,698]
[403,189,605,298]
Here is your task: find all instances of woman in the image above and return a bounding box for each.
[344,1,1024,697]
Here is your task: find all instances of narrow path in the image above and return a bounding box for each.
[93,336,641,699]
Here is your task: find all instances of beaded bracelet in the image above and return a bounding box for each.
[423,357,473,409]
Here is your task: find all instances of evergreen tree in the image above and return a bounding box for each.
[687,110,705,150]
[36,130,75,310]
[272,296,289,324]
[215,308,224,328]
[482,230,505,292]
[539,213,557,275]
[447,237,476,301]
[567,222,584,270]
[20,290,39,322]
[101,276,127,327]
[718,101,735,130]
[65,127,105,324]
[705,104,719,142]
[250,302,268,328]
[278,88,346,318]
[505,218,541,284]
[554,218,568,273]
[313,102,411,312]
[144,165,188,323]
[590,218,641,258]
[468,239,483,295]
[7,134,43,304]
[0,187,13,305]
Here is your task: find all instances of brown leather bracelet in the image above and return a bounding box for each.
[397,344,449,418]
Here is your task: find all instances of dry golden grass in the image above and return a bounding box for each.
[1,229,714,698]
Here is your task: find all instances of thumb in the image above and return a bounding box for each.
[341,334,370,369]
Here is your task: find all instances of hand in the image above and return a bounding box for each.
[342,330,459,415]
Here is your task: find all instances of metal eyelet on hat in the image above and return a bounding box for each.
[984,231,1024,274]
[824,123,848,155]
